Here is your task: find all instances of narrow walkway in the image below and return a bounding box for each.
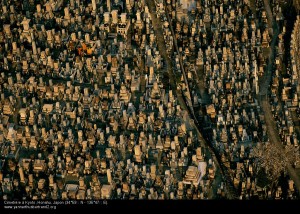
[195,66,210,105]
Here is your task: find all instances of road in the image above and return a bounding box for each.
[259,0,300,195]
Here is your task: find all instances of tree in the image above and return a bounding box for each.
[251,142,299,193]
